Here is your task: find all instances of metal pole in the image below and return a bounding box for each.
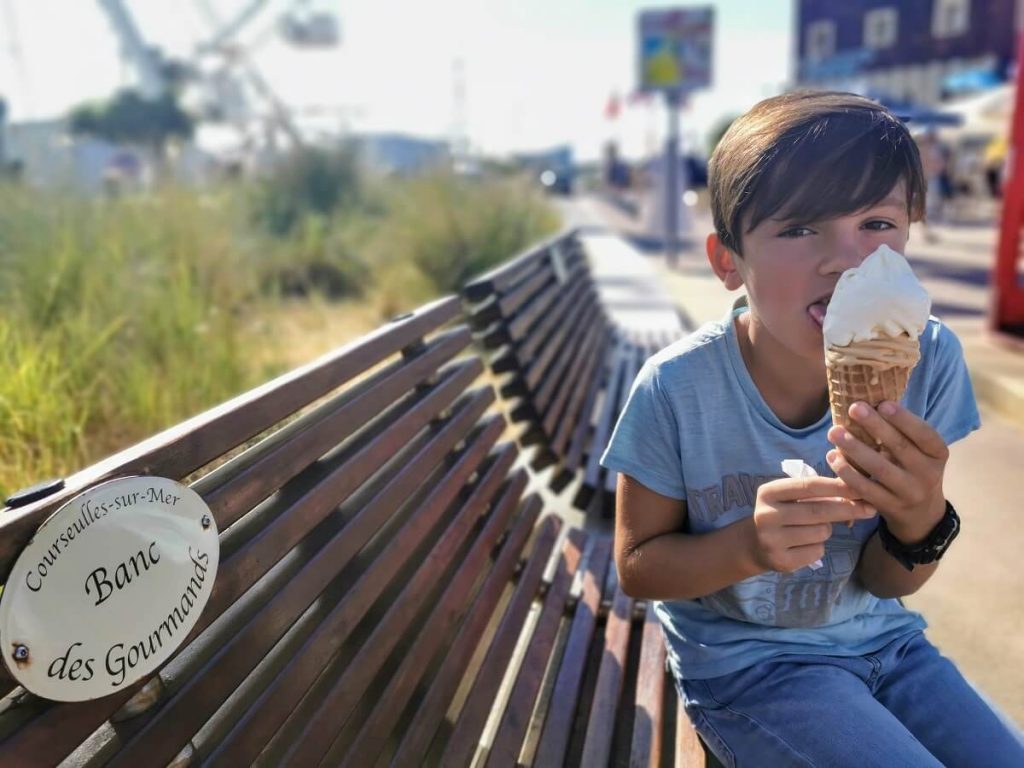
[665,90,681,268]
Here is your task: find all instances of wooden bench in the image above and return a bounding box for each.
[0,296,708,766]
[463,230,681,517]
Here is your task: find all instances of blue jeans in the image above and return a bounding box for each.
[678,631,1024,767]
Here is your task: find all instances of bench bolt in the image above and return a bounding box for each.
[13,645,28,662]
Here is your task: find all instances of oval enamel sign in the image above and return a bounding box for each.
[0,476,219,701]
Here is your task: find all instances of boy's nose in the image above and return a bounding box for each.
[821,241,868,274]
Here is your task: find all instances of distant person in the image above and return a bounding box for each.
[984,134,1007,199]
[600,91,1024,767]
[918,129,948,241]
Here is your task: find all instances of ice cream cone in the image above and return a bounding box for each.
[818,245,931,519]
[826,332,919,471]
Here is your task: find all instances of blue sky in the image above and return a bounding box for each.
[0,0,794,160]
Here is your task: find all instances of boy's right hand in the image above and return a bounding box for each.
[748,477,876,573]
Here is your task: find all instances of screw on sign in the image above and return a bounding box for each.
[0,476,220,701]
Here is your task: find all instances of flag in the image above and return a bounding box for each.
[604,91,621,120]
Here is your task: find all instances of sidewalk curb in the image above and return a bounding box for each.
[969,365,1024,430]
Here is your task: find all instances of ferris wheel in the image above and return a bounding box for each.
[96,0,341,150]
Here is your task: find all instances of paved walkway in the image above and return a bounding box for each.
[563,194,1024,727]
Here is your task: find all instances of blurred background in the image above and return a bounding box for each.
[1,0,1022,727]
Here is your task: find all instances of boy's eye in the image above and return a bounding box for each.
[778,226,814,238]
[863,220,895,231]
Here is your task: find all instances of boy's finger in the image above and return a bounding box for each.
[826,449,901,512]
[763,476,860,503]
[876,401,949,461]
[846,402,928,473]
[782,498,876,526]
[827,424,916,497]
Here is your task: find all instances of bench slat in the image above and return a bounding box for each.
[604,342,647,494]
[581,565,634,767]
[504,260,589,343]
[462,229,577,302]
[521,293,600,395]
[332,468,533,767]
[485,528,587,766]
[541,316,609,440]
[164,362,488,678]
[0,296,462,582]
[532,536,613,767]
[563,346,616,475]
[531,302,604,421]
[210,456,531,768]
[439,528,576,768]
[499,261,558,320]
[676,696,707,767]
[548,321,607,459]
[630,607,668,768]
[507,275,593,352]
[201,325,472,530]
[276,438,520,767]
[391,502,552,767]
[514,278,592,367]
[581,337,632,498]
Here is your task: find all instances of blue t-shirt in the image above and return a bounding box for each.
[600,306,980,681]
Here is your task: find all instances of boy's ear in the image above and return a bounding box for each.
[706,233,744,291]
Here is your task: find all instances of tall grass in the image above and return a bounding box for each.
[0,164,558,497]
[0,186,262,496]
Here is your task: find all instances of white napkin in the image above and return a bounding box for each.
[780,460,824,571]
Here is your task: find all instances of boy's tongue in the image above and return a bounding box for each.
[808,301,828,326]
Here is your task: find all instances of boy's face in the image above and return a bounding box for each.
[716,182,911,362]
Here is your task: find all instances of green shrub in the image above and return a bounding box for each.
[249,144,363,236]
[359,172,559,316]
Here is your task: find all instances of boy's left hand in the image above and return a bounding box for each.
[826,400,949,544]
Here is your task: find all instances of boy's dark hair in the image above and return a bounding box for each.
[709,91,926,254]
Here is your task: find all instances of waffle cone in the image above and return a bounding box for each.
[827,362,913,447]
[826,332,918,476]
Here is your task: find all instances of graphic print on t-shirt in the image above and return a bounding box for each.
[685,461,831,526]
[689,466,872,628]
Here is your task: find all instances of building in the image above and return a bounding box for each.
[352,133,451,176]
[795,0,1017,104]
[2,118,213,192]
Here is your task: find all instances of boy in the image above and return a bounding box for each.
[600,92,1024,766]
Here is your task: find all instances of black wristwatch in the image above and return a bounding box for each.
[877,499,960,572]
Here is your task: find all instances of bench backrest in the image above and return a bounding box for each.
[0,297,556,767]
[463,230,681,515]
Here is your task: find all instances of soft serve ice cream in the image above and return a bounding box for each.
[823,244,932,351]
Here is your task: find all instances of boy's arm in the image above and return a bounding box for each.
[854,494,945,598]
[614,476,760,599]
[616,473,875,600]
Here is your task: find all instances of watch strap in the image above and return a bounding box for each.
[877,499,960,572]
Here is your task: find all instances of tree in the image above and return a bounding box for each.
[68,89,195,160]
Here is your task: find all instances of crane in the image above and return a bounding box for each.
[95,0,167,100]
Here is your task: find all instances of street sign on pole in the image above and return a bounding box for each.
[638,7,713,95]
[636,7,713,268]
